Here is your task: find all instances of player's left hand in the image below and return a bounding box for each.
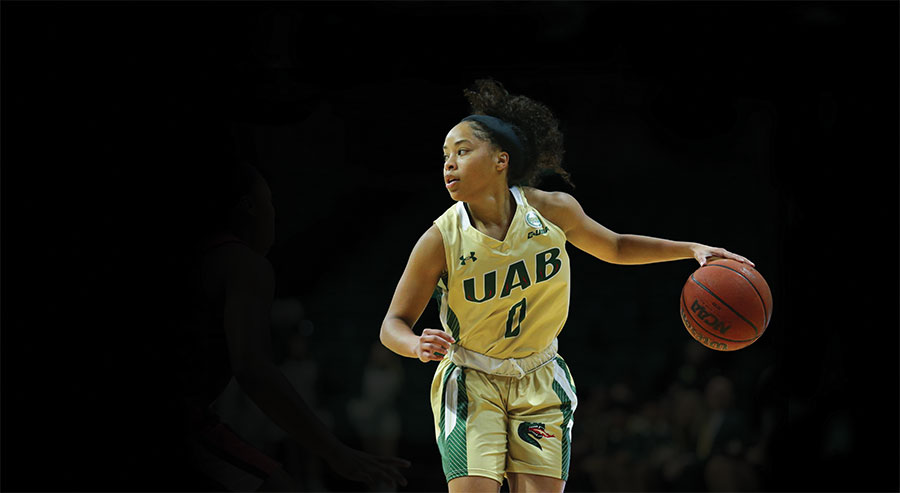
[691,244,754,267]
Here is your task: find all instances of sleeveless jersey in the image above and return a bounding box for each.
[433,186,571,360]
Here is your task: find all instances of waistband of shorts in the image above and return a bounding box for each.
[448,339,558,378]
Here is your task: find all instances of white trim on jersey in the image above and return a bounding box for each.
[455,201,471,231]
[510,185,524,205]
[439,289,450,333]
[456,187,523,231]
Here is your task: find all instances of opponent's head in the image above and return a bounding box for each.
[191,159,275,255]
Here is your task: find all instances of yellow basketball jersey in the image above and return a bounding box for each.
[433,186,571,360]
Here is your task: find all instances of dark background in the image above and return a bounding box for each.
[2,1,897,492]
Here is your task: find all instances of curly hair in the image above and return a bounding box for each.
[463,79,572,188]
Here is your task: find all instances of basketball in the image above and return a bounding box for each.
[679,258,773,351]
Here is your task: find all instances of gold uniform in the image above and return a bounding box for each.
[429,186,578,483]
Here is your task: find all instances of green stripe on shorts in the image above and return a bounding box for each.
[438,363,468,480]
[552,358,576,481]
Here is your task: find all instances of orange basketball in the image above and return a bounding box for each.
[679,258,773,351]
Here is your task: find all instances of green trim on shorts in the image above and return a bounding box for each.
[438,363,468,480]
[445,468,504,485]
[555,356,576,393]
[444,469,469,482]
[552,358,575,481]
[437,362,454,450]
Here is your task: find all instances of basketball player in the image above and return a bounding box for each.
[379,79,752,493]
[177,157,409,491]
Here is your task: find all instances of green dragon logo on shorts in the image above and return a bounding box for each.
[518,422,556,450]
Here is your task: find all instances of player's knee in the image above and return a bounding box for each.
[448,475,502,493]
[507,473,565,493]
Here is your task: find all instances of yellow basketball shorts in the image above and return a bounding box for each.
[429,355,578,484]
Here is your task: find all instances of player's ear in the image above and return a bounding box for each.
[496,151,509,172]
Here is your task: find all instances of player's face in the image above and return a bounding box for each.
[442,122,506,201]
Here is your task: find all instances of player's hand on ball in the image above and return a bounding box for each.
[414,328,455,363]
[691,244,754,267]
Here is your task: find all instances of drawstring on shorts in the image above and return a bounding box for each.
[447,338,559,378]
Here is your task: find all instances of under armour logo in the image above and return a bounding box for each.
[459,252,477,265]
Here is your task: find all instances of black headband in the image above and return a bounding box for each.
[461,114,527,165]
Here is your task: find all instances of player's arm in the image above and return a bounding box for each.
[380,224,456,362]
[526,188,752,266]
[221,245,409,487]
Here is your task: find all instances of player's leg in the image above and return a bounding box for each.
[507,472,565,493]
[506,356,578,490]
[431,359,509,489]
[448,475,502,493]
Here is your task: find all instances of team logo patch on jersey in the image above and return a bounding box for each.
[525,210,543,229]
[518,422,555,450]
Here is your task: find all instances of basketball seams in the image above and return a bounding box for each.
[681,291,758,344]
[705,263,770,328]
[687,275,760,341]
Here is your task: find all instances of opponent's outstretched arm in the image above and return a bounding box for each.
[221,245,409,488]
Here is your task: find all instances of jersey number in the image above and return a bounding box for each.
[505,298,527,338]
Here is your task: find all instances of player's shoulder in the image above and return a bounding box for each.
[521,187,585,235]
[402,223,447,278]
[433,201,463,244]
[521,187,581,217]
[434,200,461,224]
[417,223,446,256]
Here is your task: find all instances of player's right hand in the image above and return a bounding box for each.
[413,328,455,363]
